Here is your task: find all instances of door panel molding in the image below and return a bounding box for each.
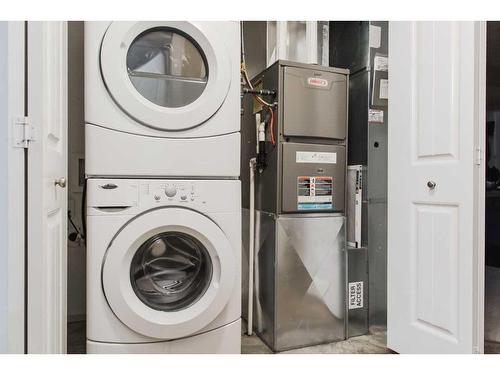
[412,203,459,340]
[412,22,460,161]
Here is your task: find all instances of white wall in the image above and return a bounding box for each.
[67,21,86,322]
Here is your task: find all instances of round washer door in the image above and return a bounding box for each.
[100,21,231,131]
[102,207,236,340]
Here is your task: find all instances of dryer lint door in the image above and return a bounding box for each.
[100,21,231,131]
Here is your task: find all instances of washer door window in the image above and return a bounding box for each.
[101,22,231,131]
[102,207,236,340]
[130,231,212,312]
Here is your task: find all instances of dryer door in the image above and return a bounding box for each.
[102,207,236,340]
[100,21,231,131]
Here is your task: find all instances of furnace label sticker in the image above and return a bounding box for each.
[373,55,388,72]
[296,151,337,164]
[297,176,333,210]
[368,109,384,124]
[379,79,389,100]
[348,281,364,310]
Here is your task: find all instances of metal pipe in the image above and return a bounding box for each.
[247,157,257,335]
[242,87,276,96]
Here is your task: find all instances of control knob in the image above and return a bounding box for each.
[165,186,177,198]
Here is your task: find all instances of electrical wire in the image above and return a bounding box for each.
[81,180,87,244]
[241,64,276,146]
[267,105,275,146]
[240,22,276,146]
[68,210,81,238]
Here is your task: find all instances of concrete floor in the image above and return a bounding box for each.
[486,340,500,354]
[67,320,86,354]
[485,266,500,343]
[242,325,392,354]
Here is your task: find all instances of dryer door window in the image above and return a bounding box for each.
[100,22,232,131]
[130,231,213,312]
[126,29,208,108]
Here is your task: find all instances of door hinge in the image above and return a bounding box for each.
[475,146,482,166]
[12,116,35,148]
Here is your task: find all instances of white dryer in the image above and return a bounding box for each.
[86,178,241,353]
[85,22,240,178]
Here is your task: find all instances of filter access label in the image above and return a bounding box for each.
[348,281,364,310]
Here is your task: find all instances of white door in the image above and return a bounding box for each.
[26,21,68,353]
[388,21,486,353]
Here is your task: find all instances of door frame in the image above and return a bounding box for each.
[473,21,487,353]
[0,21,26,354]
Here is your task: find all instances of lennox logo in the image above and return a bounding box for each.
[307,77,328,87]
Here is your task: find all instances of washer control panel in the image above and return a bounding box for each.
[141,181,199,205]
[87,179,239,215]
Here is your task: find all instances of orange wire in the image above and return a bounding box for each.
[242,65,276,146]
[268,105,275,146]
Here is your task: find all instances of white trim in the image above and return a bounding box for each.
[473,20,487,354]
[0,21,26,354]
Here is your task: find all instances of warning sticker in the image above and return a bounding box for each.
[379,79,388,100]
[296,151,337,164]
[348,281,364,310]
[368,109,384,124]
[297,176,333,210]
[373,55,388,72]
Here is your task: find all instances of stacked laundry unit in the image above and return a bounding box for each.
[84,21,241,354]
[241,60,349,351]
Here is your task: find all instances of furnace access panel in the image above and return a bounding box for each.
[241,60,349,215]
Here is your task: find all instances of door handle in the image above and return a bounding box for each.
[427,181,436,189]
[55,177,66,188]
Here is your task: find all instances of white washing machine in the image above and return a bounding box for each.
[86,178,241,353]
[85,21,240,178]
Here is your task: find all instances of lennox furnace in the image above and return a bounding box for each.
[241,60,349,351]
